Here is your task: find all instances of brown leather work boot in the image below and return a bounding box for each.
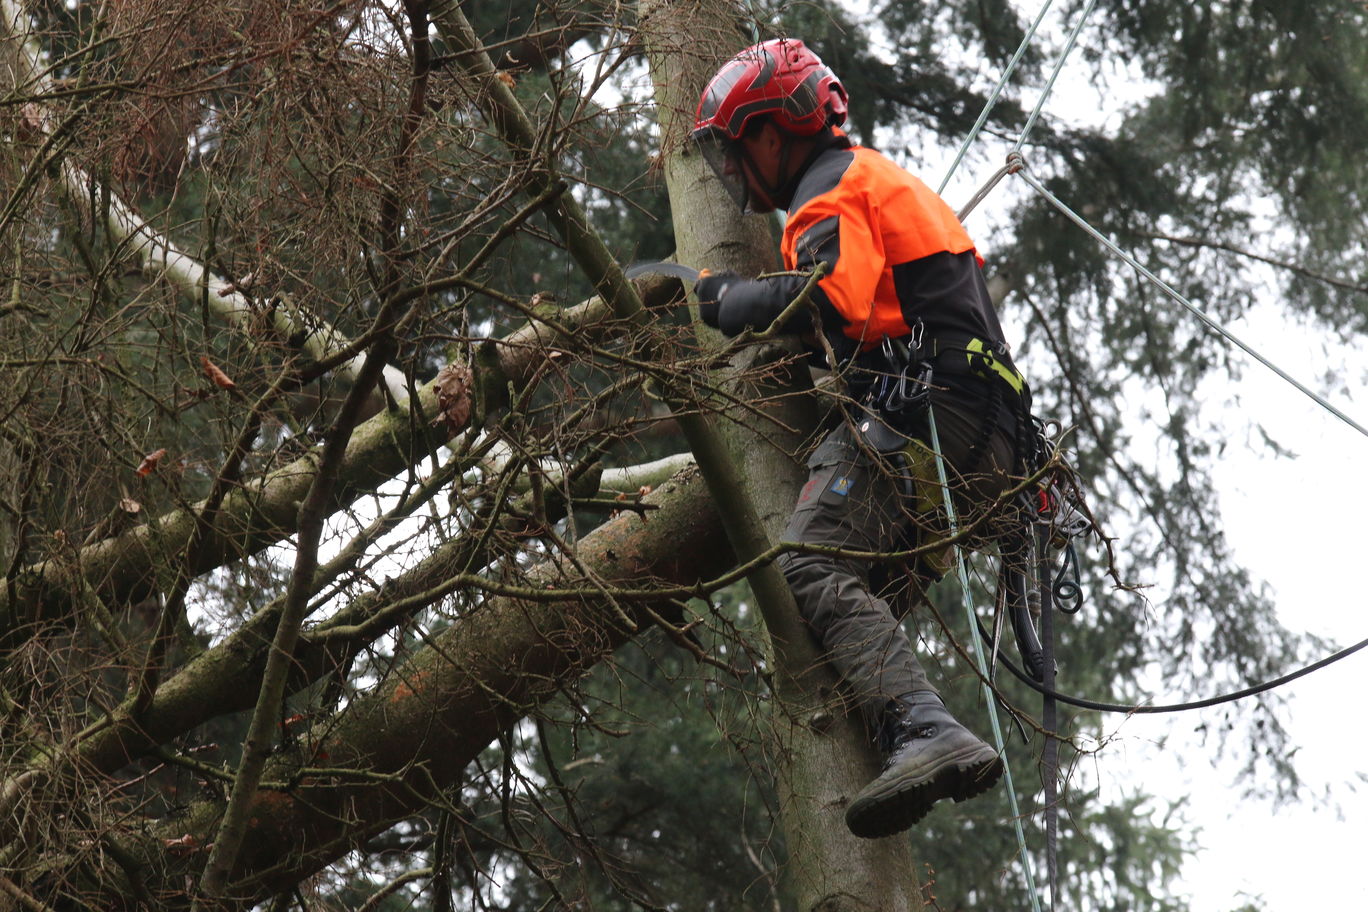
[845,694,1003,839]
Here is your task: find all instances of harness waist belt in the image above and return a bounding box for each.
[916,332,1027,396]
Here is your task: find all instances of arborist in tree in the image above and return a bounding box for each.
[691,38,1032,839]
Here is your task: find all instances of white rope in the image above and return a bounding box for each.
[938,0,1058,195]
[1014,160,1368,441]
[1012,0,1100,154]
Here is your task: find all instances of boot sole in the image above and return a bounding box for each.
[845,744,1004,839]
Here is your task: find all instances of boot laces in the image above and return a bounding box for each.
[881,722,941,770]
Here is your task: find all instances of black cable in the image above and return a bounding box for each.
[1036,527,1060,910]
[1052,541,1084,614]
[977,618,1368,714]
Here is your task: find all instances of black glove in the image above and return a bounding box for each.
[694,270,737,328]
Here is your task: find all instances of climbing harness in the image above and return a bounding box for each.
[924,401,1092,912]
[1010,419,1094,905]
[858,317,1090,912]
[868,327,1084,660]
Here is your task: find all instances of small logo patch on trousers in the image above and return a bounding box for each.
[829,476,853,496]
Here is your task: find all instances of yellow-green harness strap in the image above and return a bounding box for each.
[966,337,1027,395]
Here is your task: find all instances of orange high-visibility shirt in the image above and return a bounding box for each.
[781,143,1003,352]
[704,137,1009,364]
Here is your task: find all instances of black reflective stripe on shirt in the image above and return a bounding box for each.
[789,215,847,334]
[794,215,840,272]
[788,142,853,212]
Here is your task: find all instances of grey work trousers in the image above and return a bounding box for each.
[776,389,1018,726]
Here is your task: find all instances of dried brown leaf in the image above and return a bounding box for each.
[200,355,236,389]
[432,362,475,436]
[135,448,168,477]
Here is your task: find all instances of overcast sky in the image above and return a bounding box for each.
[1161,310,1365,911]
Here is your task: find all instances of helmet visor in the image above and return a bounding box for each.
[692,129,750,212]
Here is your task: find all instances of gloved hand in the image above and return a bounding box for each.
[693,270,737,328]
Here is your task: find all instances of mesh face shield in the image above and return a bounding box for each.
[693,128,751,212]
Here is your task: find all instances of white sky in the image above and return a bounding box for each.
[1153,311,1367,911]
[1070,311,1368,911]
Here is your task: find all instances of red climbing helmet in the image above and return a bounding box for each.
[691,39,848,211]
[693,38,848,140]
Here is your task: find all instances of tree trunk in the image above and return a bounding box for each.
[640,4,926,909]
[431,13,922,908]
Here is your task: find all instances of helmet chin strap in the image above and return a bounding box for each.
[764,129,843,211]
[732,140,799,213]
[731,127,840,212]
[773,141,797,208]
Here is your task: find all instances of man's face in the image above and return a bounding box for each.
[695,121,786,214]
[730,123,784,214]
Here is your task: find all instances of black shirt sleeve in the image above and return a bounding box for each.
[713,274,817,336]
[712,215,845,337]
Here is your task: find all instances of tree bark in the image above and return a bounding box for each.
[640,4,926,909]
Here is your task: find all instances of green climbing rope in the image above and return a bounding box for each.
[926,403,1045,912]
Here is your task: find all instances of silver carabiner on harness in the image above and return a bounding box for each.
[878,331,933,416]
